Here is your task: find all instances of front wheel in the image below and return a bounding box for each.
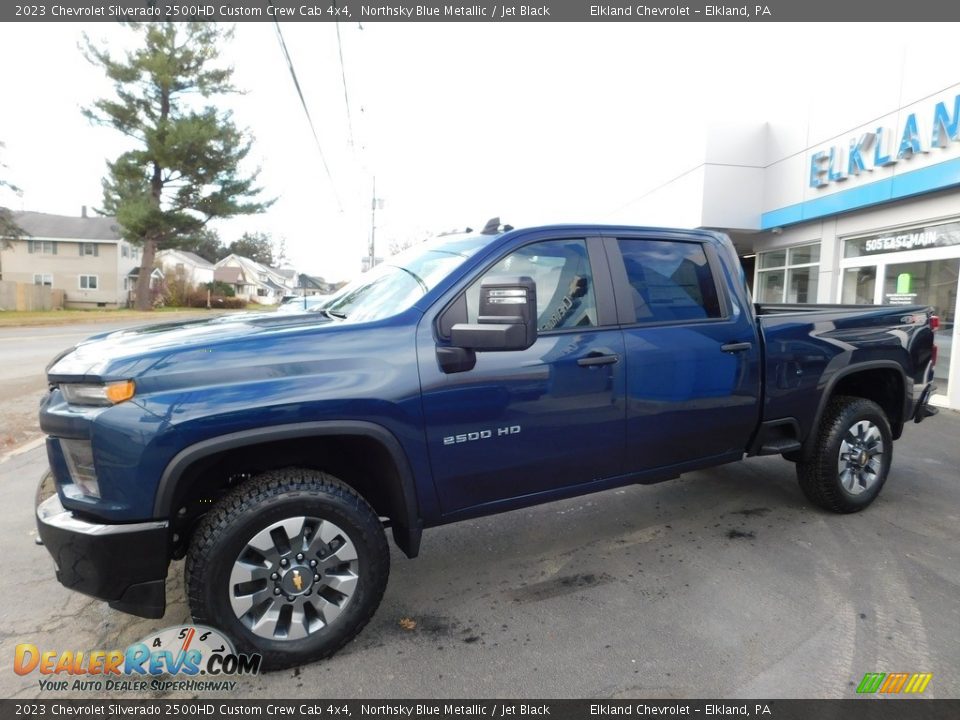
[796,396,893,513]
[186,468,390,670]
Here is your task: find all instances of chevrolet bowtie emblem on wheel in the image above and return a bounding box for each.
[292,570,303,591]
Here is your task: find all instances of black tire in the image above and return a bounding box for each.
[186,468,389,670]
[796,396,893,513]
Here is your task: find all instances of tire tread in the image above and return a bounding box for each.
[185,468,389,670]
[796,395,892,514]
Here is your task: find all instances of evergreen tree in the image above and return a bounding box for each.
[83,23,271,309]
[228,231,275,266]
[0,141,25,242]
[183,227,227,264]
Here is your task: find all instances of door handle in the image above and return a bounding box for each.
[577,353,619,367]
[720,342,752,353]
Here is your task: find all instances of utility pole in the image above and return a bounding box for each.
[368,176,376,270]
[368,177,384,271]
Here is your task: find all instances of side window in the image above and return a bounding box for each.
[617,239,722,324]
[466,239,598,332]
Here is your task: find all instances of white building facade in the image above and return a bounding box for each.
[618,55,960,409]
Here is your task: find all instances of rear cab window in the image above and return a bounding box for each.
[616,239,724,325]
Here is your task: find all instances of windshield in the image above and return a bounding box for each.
[320,236,490,323]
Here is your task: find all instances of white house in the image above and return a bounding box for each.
[214,254,296,305]
[156,249,215,287]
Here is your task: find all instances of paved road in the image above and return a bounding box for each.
[2,409,957,700]
[0,317,206,453]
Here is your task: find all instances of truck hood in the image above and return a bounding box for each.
[46,311,338,381]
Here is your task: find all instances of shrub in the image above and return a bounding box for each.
[180,290,245,309]
[205,280,236,297]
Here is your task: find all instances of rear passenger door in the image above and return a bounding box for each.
[607,233,761,472]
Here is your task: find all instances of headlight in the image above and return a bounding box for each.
[60,439,100,499]
[60,380,136,406]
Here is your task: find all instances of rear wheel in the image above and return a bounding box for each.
[186,468,389,670]
[796,396,892,513]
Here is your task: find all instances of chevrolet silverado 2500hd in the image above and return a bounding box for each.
[36,223,938,669]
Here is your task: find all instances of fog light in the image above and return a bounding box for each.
[61,439,100,499]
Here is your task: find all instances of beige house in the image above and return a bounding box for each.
[1,210,140,308]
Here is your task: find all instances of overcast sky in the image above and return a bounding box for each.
[0,22,951,280]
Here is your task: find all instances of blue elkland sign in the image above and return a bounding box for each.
[809,94,960,188]
[761,93,960,230]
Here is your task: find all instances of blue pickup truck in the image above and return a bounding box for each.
[36,222,939,669]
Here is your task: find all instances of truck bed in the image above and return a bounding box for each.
[755,302,935,447]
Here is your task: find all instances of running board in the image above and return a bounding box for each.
[757,438,802,456]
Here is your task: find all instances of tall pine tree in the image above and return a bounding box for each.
[84,23,270,309]
[0,141,25,243]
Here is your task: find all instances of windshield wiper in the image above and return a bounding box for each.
[320,309,347,320]
[393,266,429,293]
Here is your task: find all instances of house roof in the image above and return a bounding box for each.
[128,267,165,278]
[13,211,122,241]
[217,254,295,288]
[214,267,244,284]
[216,254,262,275]
[298,274,328,289]
[158,249,214,268]
[180,251,214,268]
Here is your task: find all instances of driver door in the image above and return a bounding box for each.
[417,236,626,518]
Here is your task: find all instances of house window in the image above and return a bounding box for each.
[121,245,129,258]
[755,243,821,304]
[257,288,268,297]
[33,274,53,287]
[79,275,99,290]
[27,240,57,255]
[80,243,98,257]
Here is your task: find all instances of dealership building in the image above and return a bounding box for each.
[619,64,960,409]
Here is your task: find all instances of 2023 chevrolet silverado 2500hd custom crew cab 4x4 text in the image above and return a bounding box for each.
[36,222,938,669]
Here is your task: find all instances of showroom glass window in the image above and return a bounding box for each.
[755,243,820,303]
[841,222,960,399]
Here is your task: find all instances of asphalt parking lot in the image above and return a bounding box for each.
[1,378,957,700]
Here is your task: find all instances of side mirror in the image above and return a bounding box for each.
[450,276,537,352]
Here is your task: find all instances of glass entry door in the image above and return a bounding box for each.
[882,259,959,397]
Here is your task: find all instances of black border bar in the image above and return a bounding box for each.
[2,700,959,720]
[5,0,960,22]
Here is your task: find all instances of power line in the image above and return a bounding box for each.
[334,19,355,148]
[268,12,343,212]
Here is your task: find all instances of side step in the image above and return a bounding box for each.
[757,438,802,456]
